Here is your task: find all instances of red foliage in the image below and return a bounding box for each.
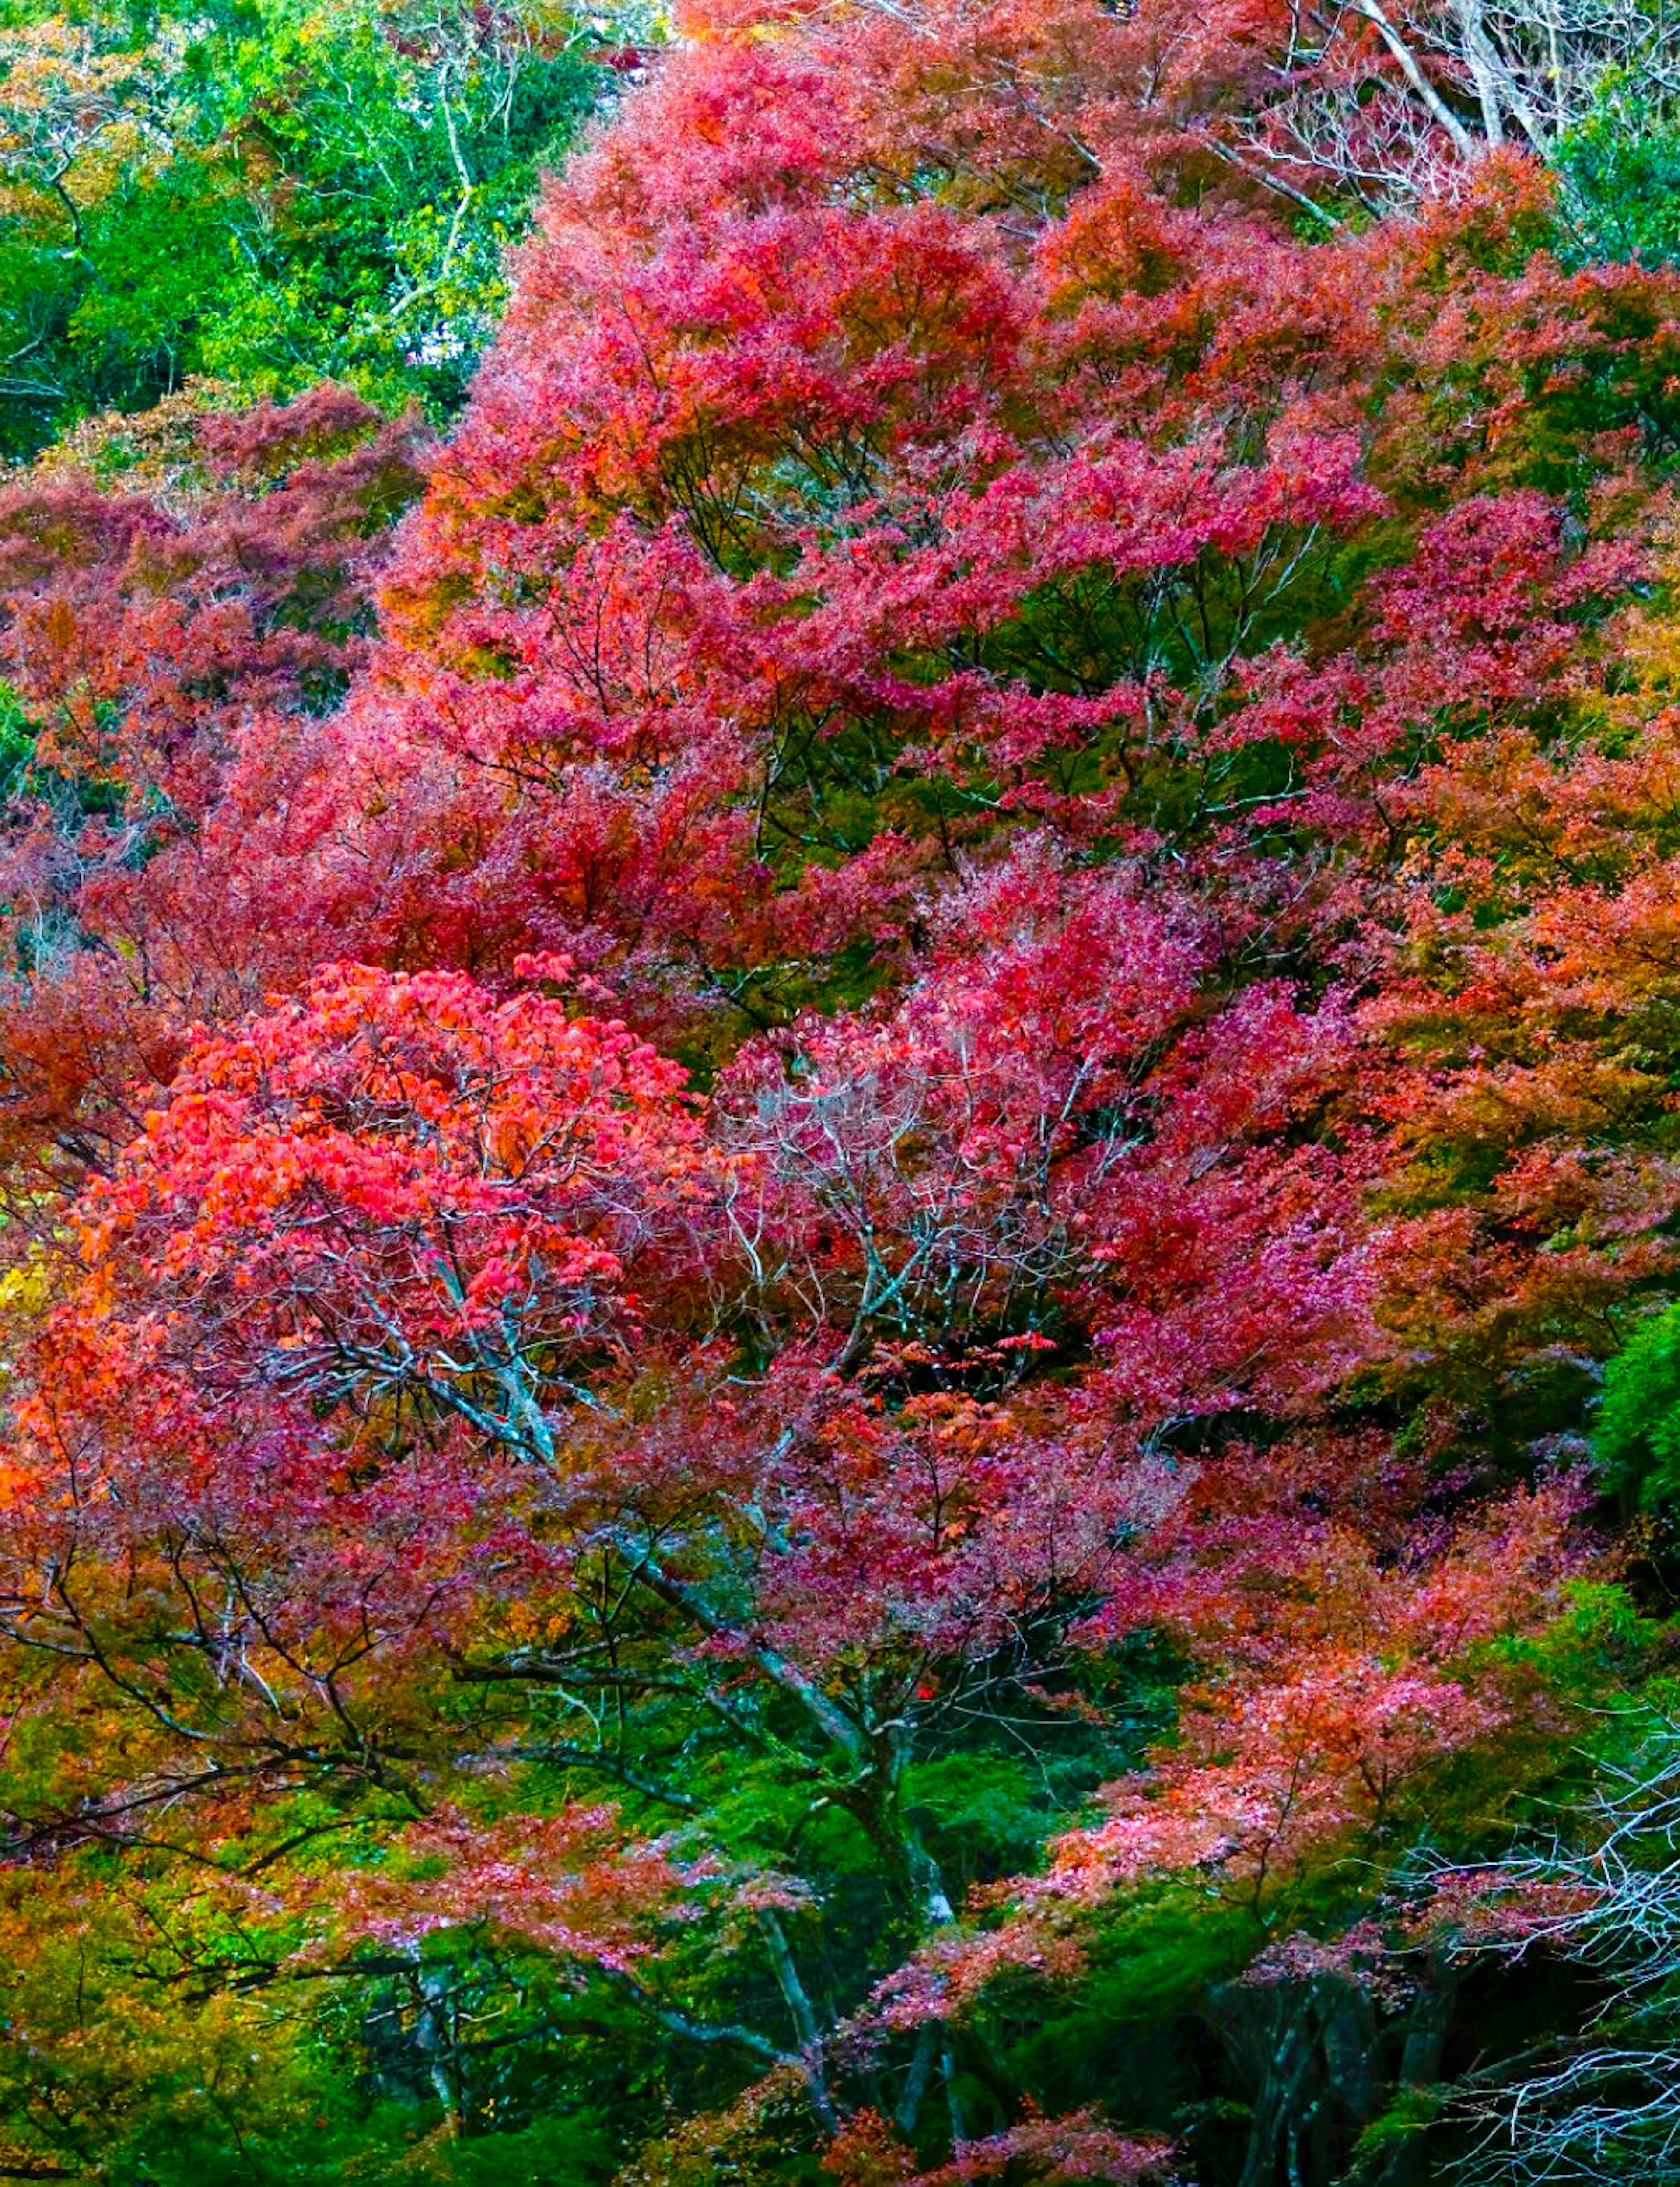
[4,0,1680,2176]
[0,387,430,1209]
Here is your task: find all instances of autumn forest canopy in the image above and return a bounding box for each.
[18,0,1680,2181]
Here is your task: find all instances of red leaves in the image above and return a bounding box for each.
[294,1803,692,1977]
[68,960,707,1457]
[823,2103,1171,2186]
[7,0,1680,2172]
[0,389,430,1212]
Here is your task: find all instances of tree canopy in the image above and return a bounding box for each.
[4,1,1680,2183]
[0,0,637,456]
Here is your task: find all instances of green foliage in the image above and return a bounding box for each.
[1597,1300,1680,1505]
[1557,79,1680,269]
[0,0,642,456]
[1525,1580,1668,1693]
[1348,2084,1446,2170]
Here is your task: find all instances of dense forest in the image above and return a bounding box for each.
[10,0,1680,2180]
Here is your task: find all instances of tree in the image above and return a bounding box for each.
[0,0,1677,2177]
[0,897,1539,2176]
[0,382,429,1216]
[0,0,633,456]
[1416,1713,1680,2185]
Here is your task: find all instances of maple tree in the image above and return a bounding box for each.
[7,0,1680,2181]
[0,381,430,1215]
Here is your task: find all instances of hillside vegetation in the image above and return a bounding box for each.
[4,3,1680,2183]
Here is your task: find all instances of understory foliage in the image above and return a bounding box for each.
[7,0,1680,2181]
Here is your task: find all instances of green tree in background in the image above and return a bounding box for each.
[1557,72,1680,270]
[0,0,648,457]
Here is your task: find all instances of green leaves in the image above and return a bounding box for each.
[1596,1300,1680,1505]
[1558,78,1680,270]
[0,0,618,455]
